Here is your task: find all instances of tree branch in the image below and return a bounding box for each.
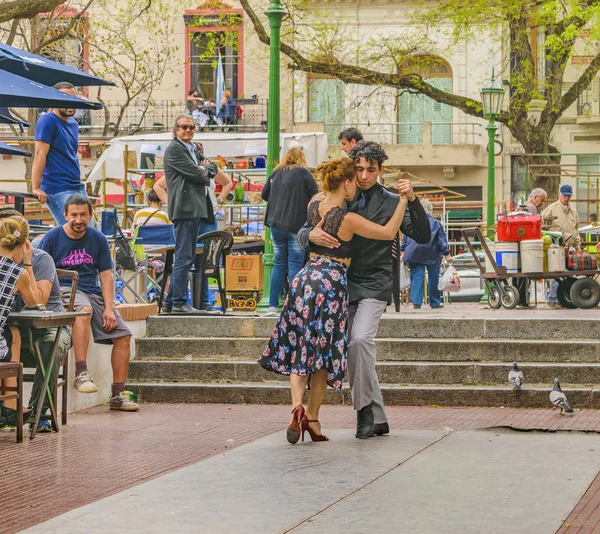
[560,52,600,114]
[33,0,95,53]
[0,0,63,24]
[6,19,19,45]
[239,0,488,120]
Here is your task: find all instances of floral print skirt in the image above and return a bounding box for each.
[258,256,349,391]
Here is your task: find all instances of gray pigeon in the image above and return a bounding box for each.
[549,378,574,414]
[508,363,524,390]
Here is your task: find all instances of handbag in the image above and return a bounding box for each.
[567,252,596,271]
[114,218,137,271]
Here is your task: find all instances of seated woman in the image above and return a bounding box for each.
[258,158,408,444]
[0,216,39,427]
[132,189,171,229]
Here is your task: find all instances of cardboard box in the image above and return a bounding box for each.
[227,291,260,311]
[226,254,264,291]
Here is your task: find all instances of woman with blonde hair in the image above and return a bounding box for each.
[261,147,319,313]
[0,216,39,427]
[258,158,408,443]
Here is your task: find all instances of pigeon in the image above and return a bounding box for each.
[549,378,574,414]
[508,362,524,390]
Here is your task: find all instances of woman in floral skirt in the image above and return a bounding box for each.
[258,158,408,443]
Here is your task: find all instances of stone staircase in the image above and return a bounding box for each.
[127,315,600,408]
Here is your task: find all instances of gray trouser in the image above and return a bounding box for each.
[347,298,387,423]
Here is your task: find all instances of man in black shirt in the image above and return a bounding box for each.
[298,141,430,439]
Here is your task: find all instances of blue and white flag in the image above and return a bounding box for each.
[215,51,225,108]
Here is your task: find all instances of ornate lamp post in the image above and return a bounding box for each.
[479,68,505,232]
[257,0,285,312]
[478,68,505,305]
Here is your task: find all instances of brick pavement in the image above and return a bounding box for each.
[2,404,600,534]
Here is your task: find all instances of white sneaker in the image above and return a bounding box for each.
[267,306,278,313]
[110,392,140,411]
[73,372,98,394]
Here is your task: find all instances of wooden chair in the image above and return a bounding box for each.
[0,362,23,442]
[21,269,78,429]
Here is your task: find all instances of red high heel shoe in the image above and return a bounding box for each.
[287,404,305,444]
[301,415,329,442]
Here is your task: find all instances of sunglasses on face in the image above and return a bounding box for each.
[178,124,195,131]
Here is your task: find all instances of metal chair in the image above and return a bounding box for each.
[101,210,146,303]
[159,230,233,313]
[133,224,175,298]
[0,362,24,442]
[20,269,78,436]
[192,231,234,313]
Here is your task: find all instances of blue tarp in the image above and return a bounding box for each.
[0,42,114,87]
[0,142,31,157]
[0,70,102,109]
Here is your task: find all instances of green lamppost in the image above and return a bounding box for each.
[480,68,505,232]
[257,0,285,312]
[479,68,505,304]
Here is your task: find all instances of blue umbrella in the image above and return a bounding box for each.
[0,142,31,157]
[0,107,29,133]
[0,42,114,87]
[0,70,102,109]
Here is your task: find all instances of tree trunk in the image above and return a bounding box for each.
[508,124,561,200]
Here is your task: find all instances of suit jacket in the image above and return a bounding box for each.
[297,184,430,302]
[164,137,216,221]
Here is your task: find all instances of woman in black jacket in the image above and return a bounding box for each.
[262,148,319,312]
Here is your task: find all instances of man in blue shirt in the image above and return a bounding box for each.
[32,81,89,225]
[40,194,139,411]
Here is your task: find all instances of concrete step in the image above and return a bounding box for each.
[146,315,600,341]
[128,360,600,386]
[135,337,600,363]
[126,381,600,409]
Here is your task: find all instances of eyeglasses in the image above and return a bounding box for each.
[177,124,196,131]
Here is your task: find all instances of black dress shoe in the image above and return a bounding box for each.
[355,402,374,439]
[373,422,390,436]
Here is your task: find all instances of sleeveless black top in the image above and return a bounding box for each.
[307,200,352,259]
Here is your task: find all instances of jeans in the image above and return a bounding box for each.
[166,218,201,308]
[23,327,72,410]
[197,220,218,306]
[269,226,305,308]
[46,185,86,225]
[409,263,441,307]
[548,279,559,303]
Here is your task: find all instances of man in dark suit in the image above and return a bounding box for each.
[164,114,217,313]
[298,141,430,439]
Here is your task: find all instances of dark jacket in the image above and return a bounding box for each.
[400,214,450,266]
[164,137,216,221]
[298,184,431,302]
[262,166,319,234]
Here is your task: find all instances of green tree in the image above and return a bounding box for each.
[87,0,183,136]
[240,0,600,197]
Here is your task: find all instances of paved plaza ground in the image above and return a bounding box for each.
[2,403,600,533]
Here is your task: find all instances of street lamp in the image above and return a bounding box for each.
[479,68,505,305]
[257,0,286,312]
[479,67,505,232]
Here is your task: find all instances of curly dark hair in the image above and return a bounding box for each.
[348,140,388,167]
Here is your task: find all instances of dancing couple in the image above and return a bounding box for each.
[258,141,430,443]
